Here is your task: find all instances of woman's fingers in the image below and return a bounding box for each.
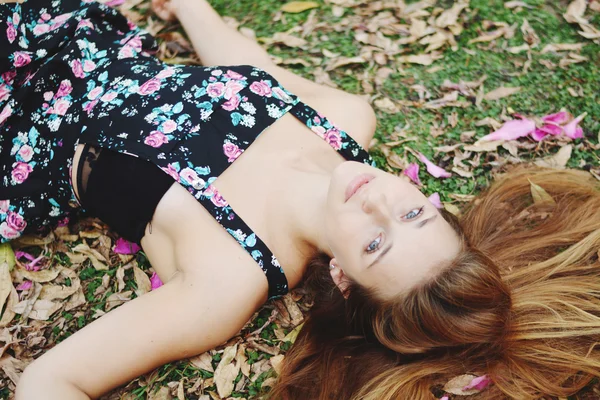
[151,0,177,21]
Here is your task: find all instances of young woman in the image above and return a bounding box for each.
[2,1,599,399]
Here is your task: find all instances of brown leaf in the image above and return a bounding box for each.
[0,264,11,314]
[397,53,442,65]
[280,1,319,13]
[463,141,503,152]
[282,294,304,325]
[484,86,521,101]
[0,244,15,272]
[270,354,285,375]
[149,386,172,400]
[214,344,240,398]
[443,374,483,395]
[133,265,151,297]
[374,97,399,113]
[534,145,572,169]
[541,43,585,53]
[236,344,250,377]
[435,1,468,28]
[262,32,307,48]
[19,267,60,283]
[105,291,132,311]
[0,287,18,327]
[324,56,366,71]
[564,0,587,23]
[189,352,214,372]
[529,180,557,207]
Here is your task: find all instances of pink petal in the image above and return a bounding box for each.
[113,238,141,254]
[403,163,422,186]
[531,128,549,142]
[542,111,570,125]
[539,123,563,136]
[16,280,32,291]
[428,192,443,209]
[463,375,492,391]
[150,272,163,290]
[440,397,449,400]
[15,251,36,261]
[417,153,452,179]
[479,119,536,141]
[563,112,586,139]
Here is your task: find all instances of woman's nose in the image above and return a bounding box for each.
[362,191,389,217]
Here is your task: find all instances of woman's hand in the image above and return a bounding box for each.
[151,0,179,21]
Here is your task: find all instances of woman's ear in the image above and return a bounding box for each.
[329,258,351,299]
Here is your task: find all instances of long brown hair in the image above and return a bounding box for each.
[269,166,600,400]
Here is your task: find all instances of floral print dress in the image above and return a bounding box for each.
[0,0,374,299]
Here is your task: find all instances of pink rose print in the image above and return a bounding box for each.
[83,60,96,72]
[161,119,177,134]
[180,168,206,190]
[18,145,34,162]
[41,12,51,21]
[77,19,94,30]
[7,211,26,232]
[71,59,85,78]
[206,82,225,98]
[156,67,175,80]
[138,78,161,95]
[11,161,33,184]
[51,98,71,116]
[211,69,223,76]
[13,52,31,68]
[6,24,16,44]
[118,46,134,59]
[272,86,292,103]
[205,185,228,207]
[33,24,50,36]
[55,79,73,98]
[311,125,326,138]
[12,12,20,25]
[223,142,242,162]
[0,104,13,125]
[224,80,244,100]
[144,131,169,148]
[249,80,272,97]
[224,70,244,80]
[100,91,118,102]
[83,99,98,114]
[0,85,10,102]
[0,222,20,240]
[43,91,54,101]
[161,164,179,180]
[221,95,240,111]
[87,86,103,100]
[127,36,142,51]
[0,200,9,213]
[325,128,342,150]
[2,70,16,84]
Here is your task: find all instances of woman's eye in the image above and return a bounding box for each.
[366,234,382,254]
[403,206,424,220]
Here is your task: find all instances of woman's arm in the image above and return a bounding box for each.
[16,260,268,399]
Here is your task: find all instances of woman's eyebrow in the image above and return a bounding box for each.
[417,214,437,229]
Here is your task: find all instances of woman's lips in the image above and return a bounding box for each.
[345,174,374,202]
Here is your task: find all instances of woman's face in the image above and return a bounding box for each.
[325,161,462,299]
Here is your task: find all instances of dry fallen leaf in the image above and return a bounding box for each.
[0,263,12,315]
[280,1,319,13]
[541,43,585,53]
[444,374,483,395]
[397,53,442,65]
[564,0,587,23]
[529,180,557,206]
[214,344,240,398]
[484,86,521,101]
[534,145,572,169]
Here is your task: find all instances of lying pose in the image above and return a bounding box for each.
[2,0,599,399]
